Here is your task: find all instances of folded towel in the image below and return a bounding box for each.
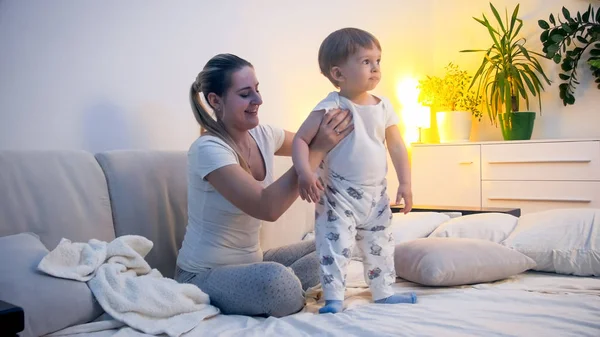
[38,235,219,337]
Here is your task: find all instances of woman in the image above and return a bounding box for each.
[175,53,353,317]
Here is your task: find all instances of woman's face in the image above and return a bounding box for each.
[220,66,262,131]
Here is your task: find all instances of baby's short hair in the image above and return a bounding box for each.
[318,27,381,88]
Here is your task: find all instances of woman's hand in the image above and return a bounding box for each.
[310,109,354,153]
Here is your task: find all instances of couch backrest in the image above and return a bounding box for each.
[0,150,116,249]
[95,150,188,278]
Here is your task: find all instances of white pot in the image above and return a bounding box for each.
[436,111,472,143]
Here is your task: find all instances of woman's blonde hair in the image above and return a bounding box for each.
[189,53,253,172]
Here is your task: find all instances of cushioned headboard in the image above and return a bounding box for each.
[95,150,187,278]
[0,150,116,249]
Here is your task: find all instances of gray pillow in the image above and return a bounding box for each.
[0,233,103,337]
[394,237,536,286]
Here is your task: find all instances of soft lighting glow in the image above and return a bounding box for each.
[395,77,429,145]
[396,77,420,109]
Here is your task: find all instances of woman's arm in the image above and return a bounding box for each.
[206,109,353,222]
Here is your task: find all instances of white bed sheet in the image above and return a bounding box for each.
[55,261,600,337]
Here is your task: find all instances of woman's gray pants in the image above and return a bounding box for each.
[175,240,319,317]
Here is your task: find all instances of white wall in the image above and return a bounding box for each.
[1,0,598,247]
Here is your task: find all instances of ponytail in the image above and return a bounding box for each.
[189,60,251,172]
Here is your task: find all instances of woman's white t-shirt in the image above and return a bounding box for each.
[177,124,285,272]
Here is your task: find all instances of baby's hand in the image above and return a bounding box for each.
[299,172,324,203]
[396,185,413,214]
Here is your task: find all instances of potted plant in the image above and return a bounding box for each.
[461,3,551,141]
[417,62,482,143]
[539,4,600,106]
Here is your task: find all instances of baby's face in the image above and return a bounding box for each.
[338,45,382,93]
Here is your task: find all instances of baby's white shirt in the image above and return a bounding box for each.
[314,91,400,185]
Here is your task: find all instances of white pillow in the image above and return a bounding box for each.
[390,212,450,243]
[429,213,518,243]
[502,208,600,276]
[395,238,536,286]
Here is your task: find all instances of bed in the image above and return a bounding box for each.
[53,261,600,337]
[48,208,600,337]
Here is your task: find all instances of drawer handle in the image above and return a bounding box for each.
[487,159,591,164]
[458,161,474,165]
[487,196,592,203]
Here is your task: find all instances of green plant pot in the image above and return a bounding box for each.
[498,112,535,141]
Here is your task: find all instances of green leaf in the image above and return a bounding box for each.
[509,5,520,38]
[561,22,573,33]
[562,7,572,21]
[538,20,550,29]
[490,3,506,33]
[540,30,549,43]
[589,59,600,69]
[550,14,556,25]
[558,73,570,80]
[591,49,600,56]
[474,17,488,28]
[481,14,501,48]
[561,59,574,72]
[547,44,560,55]
[521,70,536,95]
[553,54,562,64]
[577,36,589,44]
[582,9,590,22]
[551,34,564,43]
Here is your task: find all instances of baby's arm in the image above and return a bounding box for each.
[385,125,413,213]
[292,109,327,202]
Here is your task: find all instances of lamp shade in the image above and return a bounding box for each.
[415,105,431,128]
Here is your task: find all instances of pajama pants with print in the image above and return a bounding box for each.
[315,171,396,301]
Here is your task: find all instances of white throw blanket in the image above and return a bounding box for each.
[38,235,219,337]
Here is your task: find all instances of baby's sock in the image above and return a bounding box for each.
[375,292,417,304]
[319,300,344,314]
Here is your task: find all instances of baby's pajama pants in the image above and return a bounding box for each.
[314,170,396,301]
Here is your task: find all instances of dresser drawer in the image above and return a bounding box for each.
[482,180,600,214]
[412,144,481,208]
[481,141,600,181]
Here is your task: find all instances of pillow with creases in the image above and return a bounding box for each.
[502,208,600,276]
[395,237,536,286]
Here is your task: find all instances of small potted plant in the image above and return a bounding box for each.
[461,3,551,141]
[417,62,481,143]
[539,4,600,106]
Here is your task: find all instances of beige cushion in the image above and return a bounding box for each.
[0,233,103,337]
[95,150,188,278]
[503,208,600,276]
[0,150,115,250]
[429,213,518,243]
[394,238,536,286]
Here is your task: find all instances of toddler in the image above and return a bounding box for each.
[292,27,417,314]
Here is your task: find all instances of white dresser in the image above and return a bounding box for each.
[410,139,600,214]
